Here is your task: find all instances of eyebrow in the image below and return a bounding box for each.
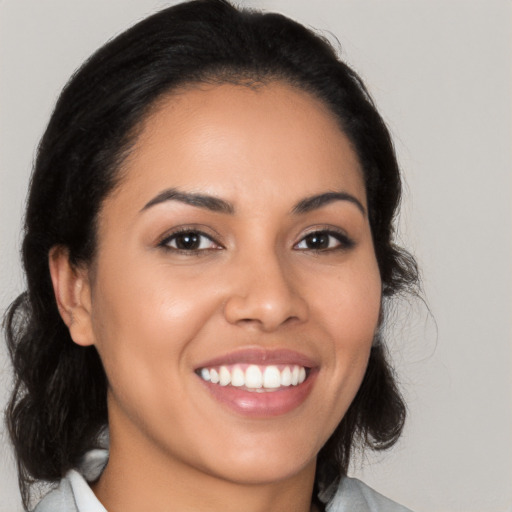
[141,188,366,217]
[141,188,234,214]
[292,191,366,216]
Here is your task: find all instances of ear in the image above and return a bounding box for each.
[49,246,96,347]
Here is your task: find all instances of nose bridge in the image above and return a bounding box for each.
[223,243,307,330]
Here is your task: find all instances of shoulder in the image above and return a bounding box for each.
[326,476,413,512]
[33,447,108,512]
[32,478,77,512]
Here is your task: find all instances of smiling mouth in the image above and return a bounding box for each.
[194,349,317,416]
[196,364,309,392]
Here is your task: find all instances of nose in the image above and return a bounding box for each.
[223,251,309,332]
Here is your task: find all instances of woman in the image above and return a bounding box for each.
[4,1,418,511]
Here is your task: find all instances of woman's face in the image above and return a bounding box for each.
[76,82,381,485]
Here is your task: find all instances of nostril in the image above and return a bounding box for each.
[222,262,309,330]
[223,294,308,331]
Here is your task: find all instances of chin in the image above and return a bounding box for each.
[206,453,316,486]
[192,429,321,486]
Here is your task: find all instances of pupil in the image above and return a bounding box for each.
[176,232,199,250]
[306,233,328,249]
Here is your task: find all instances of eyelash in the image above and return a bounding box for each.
[157,227,354,255]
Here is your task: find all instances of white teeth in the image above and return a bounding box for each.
[280,366,292,386]
[263,366,281,389]
[198,364,309,390]
[291,366,300,385]
[219,366,231,386]
[245,365,263,389]
[210,368,220,384]
[231,366,245,387]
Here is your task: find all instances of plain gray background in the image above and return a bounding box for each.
[1,1,511,511]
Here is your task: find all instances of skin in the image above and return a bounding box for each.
[50,82,382,512]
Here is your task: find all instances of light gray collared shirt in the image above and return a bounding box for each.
[33,449,413,512]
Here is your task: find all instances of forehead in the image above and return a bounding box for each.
[110,81,366,212]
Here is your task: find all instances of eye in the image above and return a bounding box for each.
[294,230,354,252]
[159,229,221,252]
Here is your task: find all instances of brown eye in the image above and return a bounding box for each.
[160,230,219,252]
[295,230,354,251]
[173,232,201,250]
[302,232,330,250]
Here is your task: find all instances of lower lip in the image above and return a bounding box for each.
[198,371,317,418]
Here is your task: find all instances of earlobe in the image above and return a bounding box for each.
[48,246,96,347]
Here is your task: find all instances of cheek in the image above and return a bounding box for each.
[313,258,381,339]
[88,268,222,436]
[88,260,222,387]
[92,248,218,335]
[308,254,381,396]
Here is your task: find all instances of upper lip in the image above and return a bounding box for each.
[195,347,318,370]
